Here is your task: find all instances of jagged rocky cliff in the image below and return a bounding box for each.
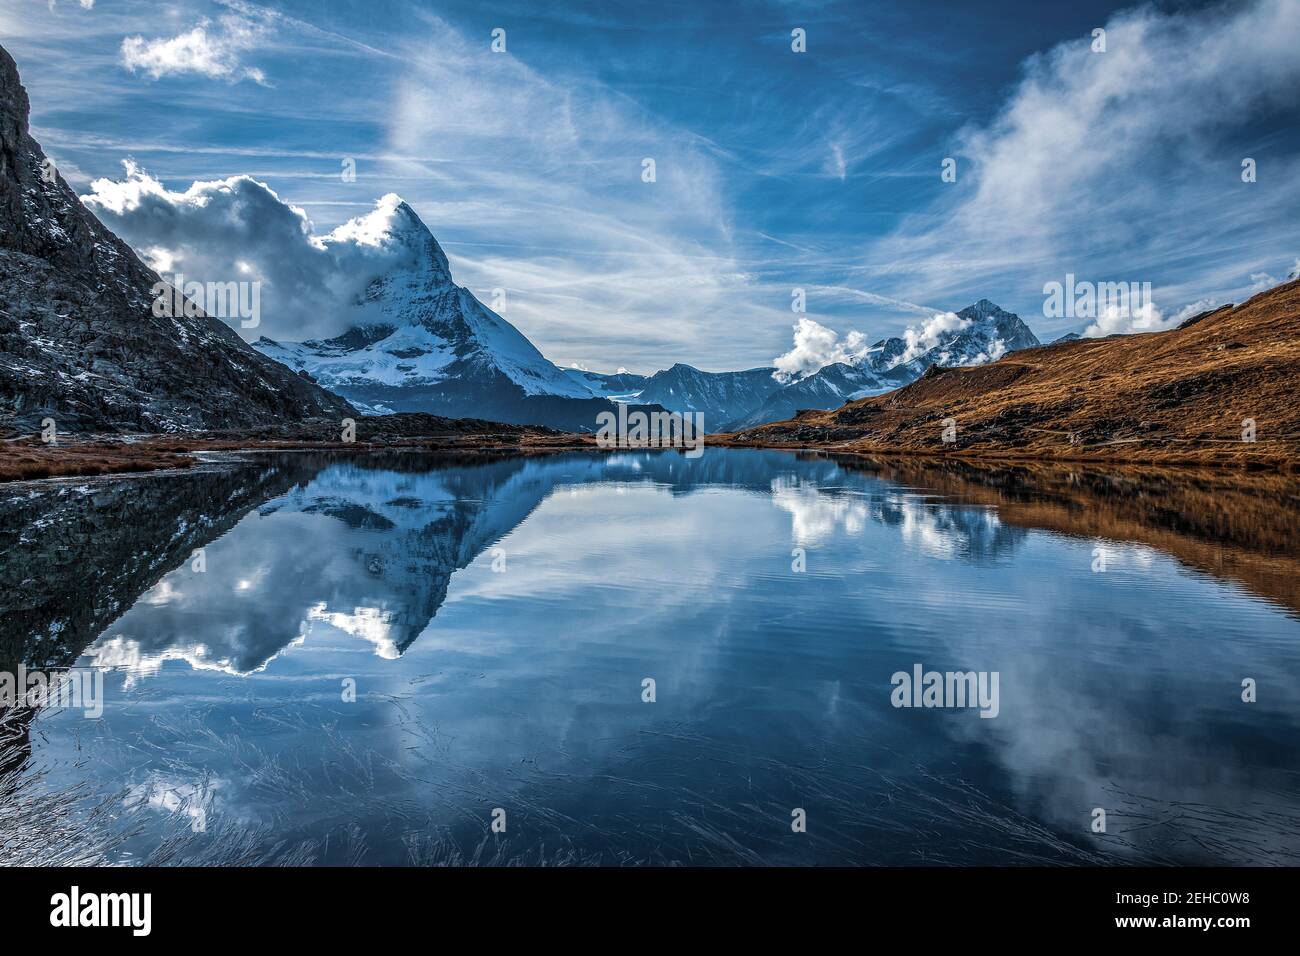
[0,44,355,434]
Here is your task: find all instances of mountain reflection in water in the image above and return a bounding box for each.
[1,448,1298,866]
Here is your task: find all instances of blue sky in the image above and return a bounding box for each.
[4,0,1299,372]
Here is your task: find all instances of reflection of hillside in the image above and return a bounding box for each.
[0,451,553,673]
[768,472,1029,559]
[0,457,326,674]
[7,447,1298,682]
[76,455,574,677]
[825,454,1300,617]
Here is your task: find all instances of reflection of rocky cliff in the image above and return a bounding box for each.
[0,457,325,787]
[0,457,327,674]
[0,449,853,678]
[6,447,1297,682]
[55,454,596,676]
[0,453,544,675]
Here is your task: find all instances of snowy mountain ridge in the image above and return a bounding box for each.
[723,300,1042,430]
[255,198,594,415]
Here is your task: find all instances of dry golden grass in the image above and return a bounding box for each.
[0,439,195,481]
[0,425,600,483]
[726,279,1300,471]
[9,280,1298,480]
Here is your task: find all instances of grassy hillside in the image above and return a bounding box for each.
[727,279,1300,470]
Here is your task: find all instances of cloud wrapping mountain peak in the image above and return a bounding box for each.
[82,166,440,342]
[772,317,872,383]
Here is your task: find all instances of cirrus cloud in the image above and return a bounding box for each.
[865,0,1300,323]
[121,14,269,84]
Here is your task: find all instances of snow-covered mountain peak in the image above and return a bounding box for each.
[955,299,1040,350]
[326,194,454,291]
[963,298,1006,319]
[867,300,1040,378]
[254,200,599,416]
[387,198,453,284]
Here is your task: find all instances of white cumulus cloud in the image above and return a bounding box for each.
[1082,303,1177,338]
[82,162,421,342]
[772,317,871,381]
[896,312,970,366]
[121,14,268,83]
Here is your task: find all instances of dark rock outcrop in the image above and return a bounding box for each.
[0,43,355,434]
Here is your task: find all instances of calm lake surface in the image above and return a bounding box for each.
[2,447,1298,865]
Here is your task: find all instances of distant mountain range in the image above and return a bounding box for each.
[251,199,665,433]
[725,300,1041,430]
[253,204,1046,431]
[0,41,1046,438]
[730,277,1300,467]
[0,45,353,435]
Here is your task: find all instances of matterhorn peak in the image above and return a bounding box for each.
[328,193,453,287]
